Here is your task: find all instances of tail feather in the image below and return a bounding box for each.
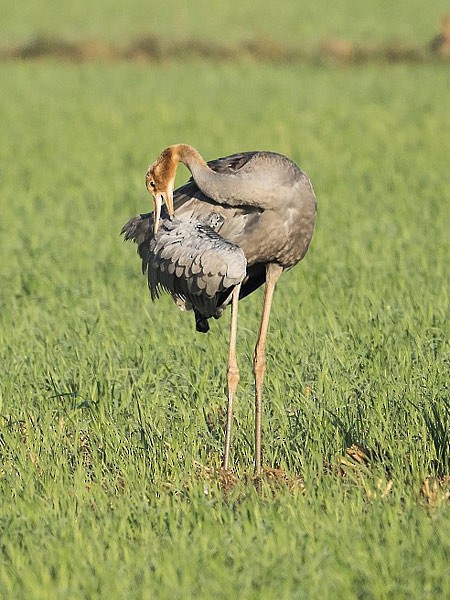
[194,309,210,333]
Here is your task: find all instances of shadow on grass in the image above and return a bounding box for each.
[192,445,449,506]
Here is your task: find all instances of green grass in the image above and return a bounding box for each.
[1,59,449,598]
[1,0,448,45]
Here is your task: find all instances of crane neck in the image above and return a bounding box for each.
[167,144,263,207]
[171,144,208,171]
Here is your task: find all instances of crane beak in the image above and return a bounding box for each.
[153,195,162,235]
[152,190,174,235]
[164,188,175,221]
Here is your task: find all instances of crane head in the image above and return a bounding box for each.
[145,150,176,234]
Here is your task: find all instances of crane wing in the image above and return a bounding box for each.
[149,218,246,316]
[123,216,247,318]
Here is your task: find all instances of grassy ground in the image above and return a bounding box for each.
[1,0,449,44]
[0,58,449,597]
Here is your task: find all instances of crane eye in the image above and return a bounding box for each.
[149,181,156,189]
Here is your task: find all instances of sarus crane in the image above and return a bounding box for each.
[121,144,317,476]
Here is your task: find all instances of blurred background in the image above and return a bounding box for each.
[1,0,449,43]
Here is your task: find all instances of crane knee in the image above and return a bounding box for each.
[227,365,240,392]
[253,351,266,378]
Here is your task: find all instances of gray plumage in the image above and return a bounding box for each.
[121,148,317,333]
[148,218,246,318]
[121,144,317,473]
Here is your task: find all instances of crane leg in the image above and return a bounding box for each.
[253,263,283,477]
[223,283,241,471]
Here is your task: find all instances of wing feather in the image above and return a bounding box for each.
[146,219,246,318]
[120,151,265,319]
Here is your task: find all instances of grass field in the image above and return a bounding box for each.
[1,4,450,598]
[1,0,449,44]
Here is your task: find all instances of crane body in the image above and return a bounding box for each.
[122,145,316,475]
